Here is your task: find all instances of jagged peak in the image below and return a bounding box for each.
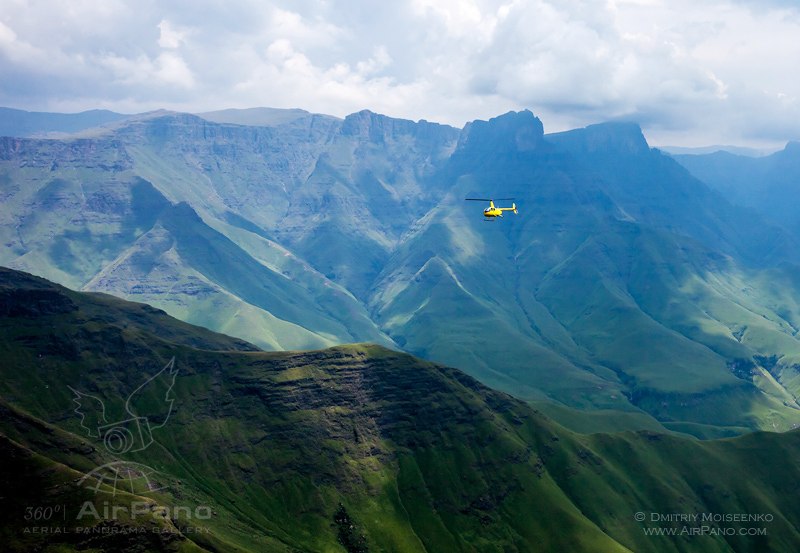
[456,110,545,154]
[783,140,800,154]
[547,121,650,155]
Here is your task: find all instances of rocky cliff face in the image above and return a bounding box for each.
[456,109,545,156]
[341,109,459,146]
[0,135,133,171]
[547,121,650,155]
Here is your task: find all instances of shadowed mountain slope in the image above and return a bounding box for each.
[673,142,800,239]
[2,267,800,552]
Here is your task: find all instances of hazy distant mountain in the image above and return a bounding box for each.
[196,106,334,127]
[0,107,131,137]
[2,106,800,436]
[3,267,800,552]
[673,142,800,237]
[659,144,777,157]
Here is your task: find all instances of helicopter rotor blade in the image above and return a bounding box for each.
[464,197,516,201]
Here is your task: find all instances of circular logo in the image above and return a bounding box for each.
[102,426,135,454]
[77,461,169,497]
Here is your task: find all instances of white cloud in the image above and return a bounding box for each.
[0,0,799,147]
[356,46,392,76]
[154,52,195,87]
[268,7,345,48]
[0,18,16,45]
[158,20,188,49]
[410,0,492,40]
[97,50,194,89]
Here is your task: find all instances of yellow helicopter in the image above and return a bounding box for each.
[465,198,518,220]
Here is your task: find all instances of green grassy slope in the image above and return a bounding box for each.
[3,267,800,552]
[0,136,393,352]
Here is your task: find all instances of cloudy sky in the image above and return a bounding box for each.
[1,0,799,148]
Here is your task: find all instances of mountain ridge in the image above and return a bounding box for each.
[0,107,132,138]
[3,106,800,436]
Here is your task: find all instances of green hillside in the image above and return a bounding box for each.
[0,134,393,351]
[2,267,800,552]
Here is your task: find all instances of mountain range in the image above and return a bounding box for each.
[672,143,800,239]
[3,266,800,552]
[3,106,800,437]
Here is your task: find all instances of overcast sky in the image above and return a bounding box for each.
[1,0,799,148]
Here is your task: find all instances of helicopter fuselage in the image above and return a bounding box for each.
[483,202,517,218]
[466,198,518,219]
